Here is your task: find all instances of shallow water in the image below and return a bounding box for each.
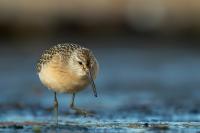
[0,39,200,132]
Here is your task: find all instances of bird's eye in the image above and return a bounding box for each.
[78,61,83,65]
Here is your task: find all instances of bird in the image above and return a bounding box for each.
[36,43,99,124]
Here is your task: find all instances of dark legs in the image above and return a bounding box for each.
[70,93,93,116]
[53,92,92,122]
[70,93,75,108]
[54,92,58,124]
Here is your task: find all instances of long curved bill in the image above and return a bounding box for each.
[87,69,98,97]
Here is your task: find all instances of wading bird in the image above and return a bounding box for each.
[36,43,99,124]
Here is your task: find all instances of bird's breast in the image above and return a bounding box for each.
[38,62,89,93]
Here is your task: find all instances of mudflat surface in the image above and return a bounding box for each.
[0,102,200,133]
[0,38,200,132]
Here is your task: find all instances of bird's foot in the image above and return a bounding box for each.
[72,107,94,116]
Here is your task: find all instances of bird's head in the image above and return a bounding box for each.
[69,47,98,97]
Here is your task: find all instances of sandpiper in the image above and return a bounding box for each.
[36,43,99,123]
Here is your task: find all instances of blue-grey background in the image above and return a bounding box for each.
[0,38,200,116]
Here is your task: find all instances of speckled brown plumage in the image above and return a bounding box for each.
[36,43,82,73]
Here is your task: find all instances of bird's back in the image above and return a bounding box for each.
[36,43,81,73]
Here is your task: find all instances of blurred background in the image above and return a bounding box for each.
[0,0,200,122]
